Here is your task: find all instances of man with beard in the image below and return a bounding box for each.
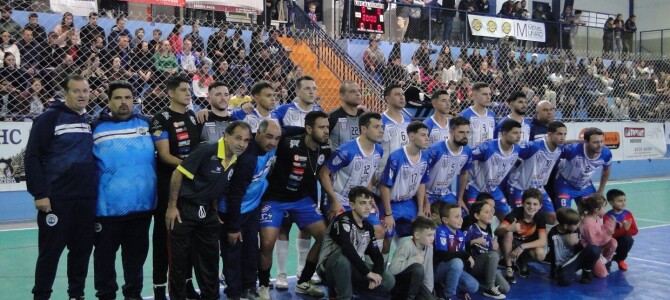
[328,81,365,149]
[459,82,496,147]
[200,82,236,143]
[257,111,331,299]
[91,81,156,300]
[495,91,531,146]
[80,12,106,48]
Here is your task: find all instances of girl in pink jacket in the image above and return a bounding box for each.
[579,194,617,278]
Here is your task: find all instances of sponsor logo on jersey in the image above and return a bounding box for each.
[162,111,170,120]
[262,205,271,213]
[173,121,185,128]
[46,214,58,226]
[190,116,197,125]
[331,156,342,166]
[198,206,206,219]
[290,140,300,148]
[289,174,302,181]
[212,166,222,174]
[294,155,307,162]
[178,140,191,147]
[94,223,102,233]
[318,154,325,165]
[292,168,305,175]
[177,132,190,141]
[137,127,147,135]
[153,130,162,137]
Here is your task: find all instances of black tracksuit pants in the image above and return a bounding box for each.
[220,207,261,298]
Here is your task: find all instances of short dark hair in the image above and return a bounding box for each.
[472,82,489,91]
[60,74,87,92]
[439,203,460,219]
[208,81,228,92]
[225,120,252,136]
[449,116,470,130]
[407,120,428,134]
[575,10,582,14]
[556,207,581,226]
[476,192,494,202]
[500,119,522,134]
[348,186,376,204]
[507,91,526,103]
[522,188,543,203]
[305,110,328,129]
[384,84,402,97]
[251,81,274,97]
[165,75,190,93]
[583,127,604,142]
[89,12,98,18]
[606,189,626,202]
[359,112,382,129]
[412,216,437,233]
[22,27,32,33]
[431,89,450,101]
[106,80,133,100]
[116,16,125,23]
[469,201,490,217]
[547,121,566,132]
[296,76,315,89]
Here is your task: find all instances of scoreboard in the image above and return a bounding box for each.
[352,1,385,34]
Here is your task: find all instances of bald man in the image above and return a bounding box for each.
[529,100,555,141]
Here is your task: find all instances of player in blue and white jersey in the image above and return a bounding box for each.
[379,121,431,240]
[459,82,496,147]
[230,81,277,133]
[554,127,612,209]
[378,84,412,180]
[424,89,452,145]
[319,112,385,240]
[272,76,322,127]
[507,121,567,225]
[494,91,531,146]
[425,116,473,213]
[465,119,523,221]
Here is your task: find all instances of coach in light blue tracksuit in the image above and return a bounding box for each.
[91,81,157,300]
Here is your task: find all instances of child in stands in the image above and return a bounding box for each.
[605,189,637,271]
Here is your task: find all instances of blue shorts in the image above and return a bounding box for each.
[323,200,382,226]
[259,197,324,229]
[509,187,555,213]
[465,186,510,215]
[553,177,597,209]
[427,193,457,205]
[378,200,418,238]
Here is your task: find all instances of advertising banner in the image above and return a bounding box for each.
[0,122,32,192]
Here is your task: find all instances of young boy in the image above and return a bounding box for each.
[495,188,547,284]
[605,189,638,271]
[388,216,438,300]
[547,208,600,286]
[464,201,510,299]
[434,204,479,300]
[317,186,395,299]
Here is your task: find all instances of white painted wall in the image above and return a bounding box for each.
[635,0,670,32]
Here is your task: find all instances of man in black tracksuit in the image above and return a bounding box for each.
[25,75,97,300]
[166,121,252,300]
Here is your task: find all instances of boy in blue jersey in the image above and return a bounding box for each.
[219,120,281,300]
[425,116,472,213]
[459,82,496,147]
[91,81,157,300]
[379,121,431,240]
[554,127,612,209]
[378,84,412,181]
[466,119,523,221]
[272,76,322,127]
[507,121,567,225]
[494,91,530,146]
[434,204,480,300]
[319,112,385,241]
[424,89,453,145]
[231,81,277,133]
[26,75,97,300]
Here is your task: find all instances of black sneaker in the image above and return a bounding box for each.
[154,286,167,300]
[579,270,593,284]
[482,285,506,299]
[504,267,516,284]
[241,288,261,300]
[517,260,529,278]
[186,279,201,300]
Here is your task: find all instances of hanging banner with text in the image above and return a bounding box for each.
[184,0,264,14]
[564,122,666,161]
[50,0,99,16]
[467,15,546,42]
[0,122,32,192]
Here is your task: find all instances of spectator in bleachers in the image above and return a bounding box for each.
[269,62,285,83]
[207,24,229,68]
[467,47,483,71]
[406,55,422,78]
[80,12,105,48]
[266,28,284,60]
[229,84,252,109]
[436,44,454,70]
[143,83,168,116]
[0,51,28,90]
[149,29,162,54]
[132,28,145,50]
[192,61,213,111]
[395,0,413,41]
[132,41,154,96]
[609,97,630,120]
[0,5,21,41]
[588,95,613,119]
[443,58,463,83]
[499,0,515,17]
[455,76,472,103]
[17,77,46,116]
[106,35,131,71]
[560,6,575,50]
[251,45,273,82]
[514,1,530,19]
[441,0,456,41]
[41,32,65,69]
[107,56,133,85]
[532,5,549,48]
[108,16,132,50]
[458,0,475,41]
[413,41,433,70]
[613,72,632,98]
[168,23,184,54]
[24,13,46,46]
[1,30,20,67]
[77,35,104,67]
[0,75,19,118]
[54,12,81,48]
[279,46,295,76]
[226,29,246,64]
[17,28,40,75]
[476,61,494,84]
[214,60,233,85]
[249,28,264,59]
[184,21,205,56]
[462,63,477,82]
[176,39,199,75]
[603,17,615,54]
[80,53,108,98]
[383,54,408,87]
[50,54,77,94]
[153,40,179,83]
[363,37,384,82]
[286,65,303,99]
[624,15,636,53]
[613,14,625,53]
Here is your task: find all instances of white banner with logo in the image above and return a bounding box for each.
[564,122,666,161]
[0,122,32,192]
[185,0,264,14]
[50,0,98,17]
[467,15,546,42]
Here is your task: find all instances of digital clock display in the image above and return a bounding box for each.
[353,1,385,34]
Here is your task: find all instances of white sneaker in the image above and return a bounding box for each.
[295,281,324,297]
[275,273,289,290]
[258,285,271,300]
[310,272,321,285]
[219,271,226,288]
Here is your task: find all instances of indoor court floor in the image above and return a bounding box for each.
[1,178,669,299]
